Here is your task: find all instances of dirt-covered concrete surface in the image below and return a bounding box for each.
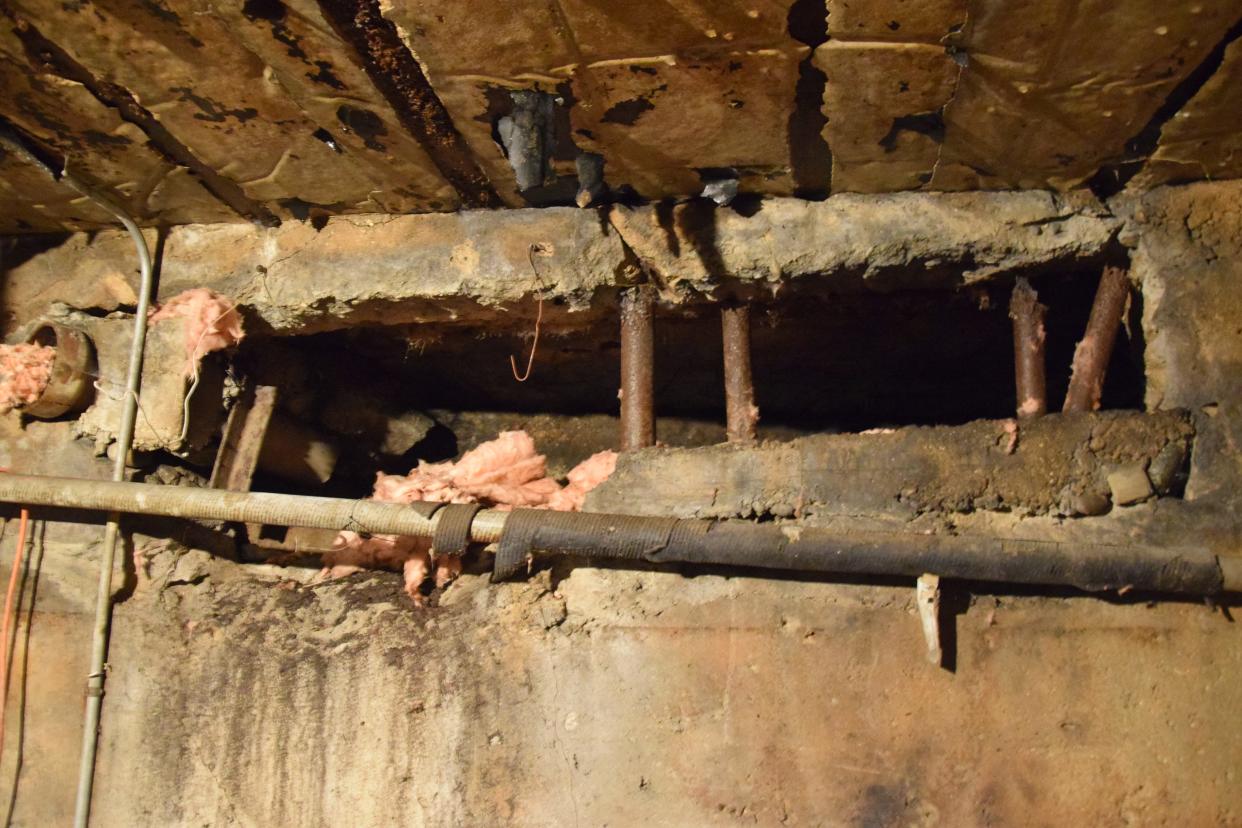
[588,411,1193,520]
[1119,180,1242,508]
[82,551,1241,827]
[609,190,1115,297]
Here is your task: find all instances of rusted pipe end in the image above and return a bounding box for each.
[722,305,758,442]
[1064,265,1130,413]
[619,286,655,451]
[22,323,95,419]
[1009,278,1047,419]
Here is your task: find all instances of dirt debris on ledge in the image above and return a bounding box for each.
[608,190,1115,298]
[587,410,1193,521]
[129,539,567,656]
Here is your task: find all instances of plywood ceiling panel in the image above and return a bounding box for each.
[202,0,458,214]
[1135,38,1242,188]
[818,41,959,193]
[0,25,238,224]
[930,0,1241,191]
[8,0,428,218]
[572,48,807,200]
[0,0,1237,231]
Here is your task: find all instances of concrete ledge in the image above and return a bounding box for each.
[3,191,1117,336]
[609,190,1117,296]
[586,411,1193,520]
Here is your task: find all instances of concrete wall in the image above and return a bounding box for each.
[1,182,1241,825]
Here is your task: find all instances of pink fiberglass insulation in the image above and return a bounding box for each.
[148,288,244,377]
[0,343,56,415]
[445,429,561,506]
[546,450,618,511]
[324,431,617,603]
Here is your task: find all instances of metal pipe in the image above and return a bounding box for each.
[61,179,154,828]
[0,474,507,545]
[0,473,1233,595]
[0,142,150,825]
[1064,265,1130,413]
[1009,278,1047,418]
[492,509,1232,595]
[619,285,655,450]
[721,305,758,442]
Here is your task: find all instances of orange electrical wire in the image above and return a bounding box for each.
[509,296,543,382]
[509,243,548,383]
[0,505,28,760]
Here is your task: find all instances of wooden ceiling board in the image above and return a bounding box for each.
[0,26,237,224]
[9,0,404,216]
[1135,37,1242,187]
[200,0,459,213]
[930,0,1241,189]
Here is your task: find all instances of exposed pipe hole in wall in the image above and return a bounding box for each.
[232,265,1145,496]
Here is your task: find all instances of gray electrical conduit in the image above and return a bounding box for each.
[58,173,155,828]
[0,474,1237,596]
[0,134,140,825]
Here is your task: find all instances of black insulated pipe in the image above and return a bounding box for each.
[0,474,1234,597]
[492,509,1230,595]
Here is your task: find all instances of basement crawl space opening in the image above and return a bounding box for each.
[223,261,1145,500]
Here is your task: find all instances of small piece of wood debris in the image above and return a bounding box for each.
[916,573,942,666]
[1107,465,1154,506]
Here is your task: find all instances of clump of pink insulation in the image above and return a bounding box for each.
[0,343,56,415]
[323,431,617,603]
[148,288,244,376]
[546,450,618,511]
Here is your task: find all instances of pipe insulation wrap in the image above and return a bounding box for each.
[492,508,1226,594]
[0,474,505,543]
[0,474,1230,595]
